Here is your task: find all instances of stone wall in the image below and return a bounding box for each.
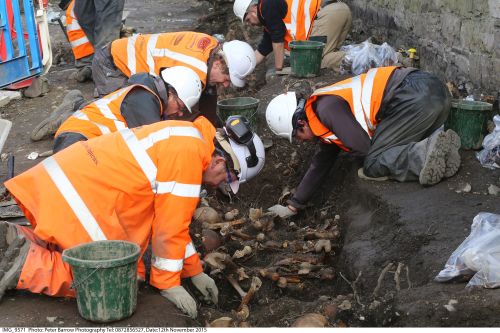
[344,0,499,102]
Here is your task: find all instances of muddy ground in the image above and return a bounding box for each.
[0,0,500,328]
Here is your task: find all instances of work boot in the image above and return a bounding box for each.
[0,221,29,302]
[73,66,93,83]
[444,129,461,178]
[419,131,450,186]
[30,90,85,141]
[357,168,389,181]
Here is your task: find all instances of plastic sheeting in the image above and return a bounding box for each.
[435,212,500,288]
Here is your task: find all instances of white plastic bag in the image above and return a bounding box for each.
[476,115,500,169]
[435,212,500,288]
[340,39,398,75]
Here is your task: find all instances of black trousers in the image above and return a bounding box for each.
[363,70,451,181]
[74,0,125,49]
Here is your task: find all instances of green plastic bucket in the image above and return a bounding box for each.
[289,40,325,78]
[217,97,259,130]
[444,99,493,150]
[62,240,141,323]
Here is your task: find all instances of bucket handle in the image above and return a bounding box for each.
[70,265,102,290]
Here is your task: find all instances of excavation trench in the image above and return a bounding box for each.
[189,3,407,326]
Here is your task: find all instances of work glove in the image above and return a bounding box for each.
[267,204,297,218]
[160,286,198,319]
[191,272,219,305]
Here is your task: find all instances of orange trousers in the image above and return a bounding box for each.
[15,226,146,298]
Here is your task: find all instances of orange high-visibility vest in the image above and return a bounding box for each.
[55,84,163,140]
[65,0,94,60]
[6,117,216,291]
[260,0,321,50]
[110,32,219,87]
[305,66,398,151]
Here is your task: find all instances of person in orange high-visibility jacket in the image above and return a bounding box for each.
[62,0,94,82]
[265,66,461,218]
[1,116,266,318]
[233,0,352,72]
[53,67,203,153]
[65,0,94,62]
[91,31,257,127]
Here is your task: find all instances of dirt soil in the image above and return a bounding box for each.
[1,0,500,328]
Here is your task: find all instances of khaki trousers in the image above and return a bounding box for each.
[310,1,352,69]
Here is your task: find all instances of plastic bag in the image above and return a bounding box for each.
[435,212,500,288]
[340,39,398,75]
[476,115,500,169]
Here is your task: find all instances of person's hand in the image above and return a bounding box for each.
[191,272,219,304]
[267,204,297,218]
[160,286,197,318]
[275,67,291,75]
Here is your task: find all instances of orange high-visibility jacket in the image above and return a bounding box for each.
[110,31,219,87]
[305,66,397,151]
[6,117,216,291]
[65,0,94,60]
[55,84,163,139]
[260,0,321,50]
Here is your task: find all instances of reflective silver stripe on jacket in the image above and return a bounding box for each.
[152,242,198,272]
[42,157,107,241]
[92,87,130,131]
[70,36,90,48]
[312,67,379,136]
[72,110,112,135]
[322,134,339,143]
[149,46,208,74]
[304,0,312,37]
[127,34,139,75]
[156,182,201,197]
[119,126,204,194]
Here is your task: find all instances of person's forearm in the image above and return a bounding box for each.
[255,50,266,65]
[272,42,285,70]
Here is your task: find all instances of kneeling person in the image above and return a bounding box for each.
[265,66,460,217]
[1,116,265,318]
[54,66,202,153]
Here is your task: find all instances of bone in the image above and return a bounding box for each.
[304,230,340,240]
[227,274,247,298]
[203,218,246,230]
[314,239,332,253]
[232,245,252,259]
[238,276,262,311]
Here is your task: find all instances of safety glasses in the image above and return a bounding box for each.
[291,98,306,137]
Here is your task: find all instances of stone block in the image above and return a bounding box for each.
[490,0,500,18]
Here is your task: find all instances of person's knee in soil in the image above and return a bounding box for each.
[52,67,203,153]
[30,90,86,142]
[0,221,30,302]
[310,1,352,69]
[264,66,458,217]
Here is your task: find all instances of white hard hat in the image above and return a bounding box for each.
[226,133,265,193]
[160,66,202,113]
[215,116,265,194]
[222,40,256,88]
[233,0,253,22]
[265,92,297,143]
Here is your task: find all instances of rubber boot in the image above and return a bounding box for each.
[30,90,85,142]
[444,129,461,178]
[0,221,29,301]
[419,131,450,186]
